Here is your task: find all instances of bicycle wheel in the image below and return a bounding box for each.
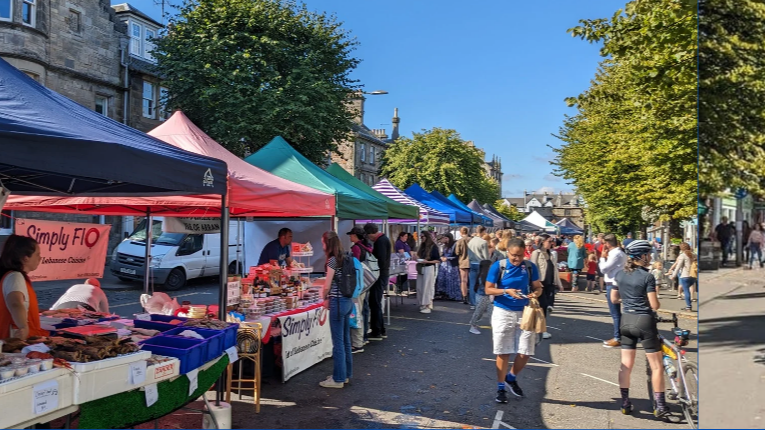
[678,361,698,429]
[646,357,656,411]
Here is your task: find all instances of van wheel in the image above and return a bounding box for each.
[228,261,243,276]
[164,268,186,291]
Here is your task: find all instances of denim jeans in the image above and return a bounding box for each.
[680,277,697,310]
[468,262,481,306]
[605,283,621,341]
[750,244,763,267]
[330,296,353,382]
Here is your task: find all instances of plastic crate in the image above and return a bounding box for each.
[180,323,238,350]
[164,327,224,362]
[133,315,187,333]
[139,336,204,374]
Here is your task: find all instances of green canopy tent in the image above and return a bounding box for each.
[326,163,419,220]
[244,136,389,220]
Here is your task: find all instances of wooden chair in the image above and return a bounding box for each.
[225,322,262,413]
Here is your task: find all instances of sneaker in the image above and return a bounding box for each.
[368,334,383,341]
[420,307,432,314]
[621,403,634,415]
[469,306,476,310]
[547,306,554,314]
[381,333,388,339]
[654,407,672,419]
[505,380,525,398]
[319,376,344,388]
[542,332,552,339]
[469,326,481,335]
[363,340,370,346]
[351,346,364,354]
[495,389,509,403]
[603,339,621,348]
[326,375,350,383]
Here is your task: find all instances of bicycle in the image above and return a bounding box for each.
[648,313,698,428]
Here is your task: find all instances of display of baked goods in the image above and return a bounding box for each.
[2,335,140,363]
[182,318,233,330]
[40,309,115,320]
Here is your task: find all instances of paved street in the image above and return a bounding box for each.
[42,271,697,430]
[699,267,765,429]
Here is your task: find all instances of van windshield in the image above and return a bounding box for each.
[128,220,186,246]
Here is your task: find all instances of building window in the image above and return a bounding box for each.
[369,147,375,165]
[22,0,35,27]
[95,96,108,116]
[159,87,169,120]
[142,81,155,118]
[0,0,11,21]
[130,22,142,56]
[369,175,375,185]
[145,29,155,62]
[23,71,40,82]
[68,10,81,34]
[360,143,366,162]
[360,173,366,184]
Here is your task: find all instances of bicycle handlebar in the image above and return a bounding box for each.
[654,312,678,325]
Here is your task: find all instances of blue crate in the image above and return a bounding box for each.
[164,327,224,362]
[139,336,204,374]
[179,322,239,350]
[133,315,188,333]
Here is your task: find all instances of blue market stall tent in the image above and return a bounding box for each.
[447,194,492,227]
[405,184,473,225]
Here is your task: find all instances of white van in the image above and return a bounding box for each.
[109,217,243,290]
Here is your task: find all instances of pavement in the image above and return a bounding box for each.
[699,266,765,429]
[38,272,697,429]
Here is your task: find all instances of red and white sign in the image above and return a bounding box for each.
[278,306,332,382]
[14,218,111,281]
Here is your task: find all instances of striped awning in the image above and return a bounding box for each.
[372,179,451,225]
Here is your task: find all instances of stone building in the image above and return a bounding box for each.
[332,94,397,186]
[502,191,585,227]
[465,141,503,199]
[0,1,166,251]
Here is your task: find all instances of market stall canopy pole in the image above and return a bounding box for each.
[144,210,152,295]
[0,58,227,196]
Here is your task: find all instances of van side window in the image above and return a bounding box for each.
[177,235,204,256]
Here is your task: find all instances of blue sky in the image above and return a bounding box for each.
[121,0,621,198]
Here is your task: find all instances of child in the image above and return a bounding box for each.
[585,253,598,292]
[650,261,667,297]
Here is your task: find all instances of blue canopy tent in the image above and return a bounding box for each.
[429,191,481,225]
[405,184,473,225]
[480,203,514,229]
[447,194,492,227]
[0,58,227,196]
[556,218,584,235]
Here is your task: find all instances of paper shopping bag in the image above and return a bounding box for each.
[520,298,539,332]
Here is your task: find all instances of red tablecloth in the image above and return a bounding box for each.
[259,302,324,344]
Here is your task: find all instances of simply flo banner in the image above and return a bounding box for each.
[15,219,111,281]
[162,217,221,234]
[277,306,332,382]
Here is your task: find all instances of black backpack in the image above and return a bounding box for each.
[336,252,357,298]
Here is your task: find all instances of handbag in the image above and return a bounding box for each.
[520,298,546,334]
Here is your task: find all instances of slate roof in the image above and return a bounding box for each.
[113,3,163,28]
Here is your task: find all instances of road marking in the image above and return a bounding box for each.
[109,292,205,309]
[492,410,516,429]
[390,315,474,326]
[531,357,559,366]
[580,373,619,387]
[585,336,605,342]
[547,326,561,330]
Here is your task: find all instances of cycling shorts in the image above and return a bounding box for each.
[620,312,661,353]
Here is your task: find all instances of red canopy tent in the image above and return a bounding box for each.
[4,111,335,217]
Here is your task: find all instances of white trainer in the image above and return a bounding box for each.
[469,326,481,335]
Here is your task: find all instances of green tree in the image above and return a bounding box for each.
[494,201,525,221]
[553,0,697,234]
[381,128,499,204]
[699,0,765,196]
[154,0,360,163]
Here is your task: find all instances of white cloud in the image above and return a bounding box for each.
[543,174,562,182]
[534,186,557,194]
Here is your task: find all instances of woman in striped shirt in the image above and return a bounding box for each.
[319,231,353,389]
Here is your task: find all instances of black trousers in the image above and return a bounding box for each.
[369,270,389,336]
[538,281,556,316]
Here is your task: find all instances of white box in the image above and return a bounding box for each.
[0,369,73,429]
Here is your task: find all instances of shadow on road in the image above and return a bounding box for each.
[700,313,765,349]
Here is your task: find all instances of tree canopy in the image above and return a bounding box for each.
[552,0,697,234]
[699,0,765,196]
[495,201,525,221]
[154,0,361,163]
[380,128,500,204]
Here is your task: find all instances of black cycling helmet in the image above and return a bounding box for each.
[625,239,652,259]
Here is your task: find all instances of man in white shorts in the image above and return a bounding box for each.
[484,238,543,403]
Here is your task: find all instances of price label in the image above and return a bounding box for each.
[32,380,59,415]
[129,361,147,385]
[144,383,158,407]
[226,346,238,363]
[135,313,151,321]
[187,368,199,397]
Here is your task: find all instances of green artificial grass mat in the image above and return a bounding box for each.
[78,355,230,429]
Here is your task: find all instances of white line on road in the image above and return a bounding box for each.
[580,373,619,387]
[531,357,559,367]
[492,410,516,429]
[547,325,561,330]
[585,335,605,342]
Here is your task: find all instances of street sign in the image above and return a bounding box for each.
[735,188,748,199]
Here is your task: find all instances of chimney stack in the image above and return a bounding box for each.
[391,107,400,141]
[349,92,365,125]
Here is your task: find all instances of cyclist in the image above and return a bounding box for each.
[611,240,672,420]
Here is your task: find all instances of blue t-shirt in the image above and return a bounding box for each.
[487,259,540,311]
[258,239,291,266]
